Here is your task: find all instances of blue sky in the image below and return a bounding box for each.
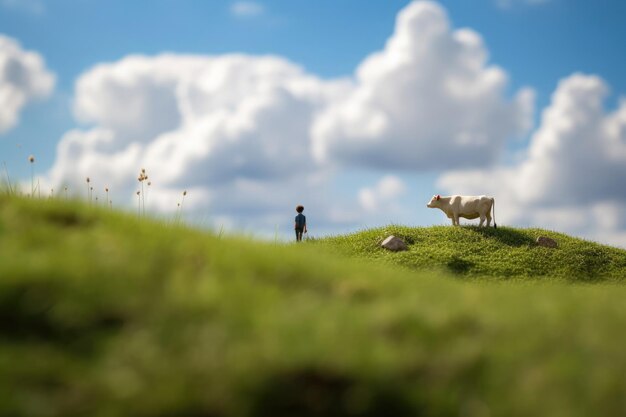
[2,0,626,245]
[4,0,625,94]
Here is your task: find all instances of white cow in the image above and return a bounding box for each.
[427,195,497,228]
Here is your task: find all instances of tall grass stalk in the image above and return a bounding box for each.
[138,169,148,218]
[146,181,151,215]
[176,190,187,224]
[136,191,141,219]
[28,155,35,197]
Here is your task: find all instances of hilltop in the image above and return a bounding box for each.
[313,225,626,281]
[1,196,625,417]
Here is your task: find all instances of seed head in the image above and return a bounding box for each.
[28,155,35,163]
[141,168,146,174]
[147,181,151,186]
[105,187,109,192]
[136,191,140,196]
[86,177,90,183]
[183,190,187,196]
[64,186,68,191]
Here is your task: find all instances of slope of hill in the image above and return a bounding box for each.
[1,196,625,417]
[313,225,626,281]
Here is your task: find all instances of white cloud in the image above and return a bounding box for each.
[230,1,264,18]
[43,1,542,237]
[438,73,626,247]
[358,175,407,214]
[0,34,55,134]
[312,0,534,171]
[46,53,351,228]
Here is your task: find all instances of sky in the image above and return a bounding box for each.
[1,0,626,246]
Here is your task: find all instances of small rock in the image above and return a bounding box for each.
[381,235,407,252]
[536,236,558,248]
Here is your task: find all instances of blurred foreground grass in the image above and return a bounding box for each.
[1,196,625,417]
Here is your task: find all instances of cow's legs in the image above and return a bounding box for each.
[479,215,486,227]
[453,214,459,226]
[486,212,492,227]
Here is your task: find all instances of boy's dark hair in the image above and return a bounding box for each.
[296,205,304,213]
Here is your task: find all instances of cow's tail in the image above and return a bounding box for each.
[492,197,497,229]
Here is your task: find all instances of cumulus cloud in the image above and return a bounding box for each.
[438,74,626,246]
[230,1,264,18]
[358,176,407,214]
[0,34,55,134]
[47,54,350,227]
[47,1,573,238]
[312,0,534,171]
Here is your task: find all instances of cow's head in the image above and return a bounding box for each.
[427,195,441,208]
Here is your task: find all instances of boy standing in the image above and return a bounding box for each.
[294,205,307,242]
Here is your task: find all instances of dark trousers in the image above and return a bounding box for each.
[295,228,304,242]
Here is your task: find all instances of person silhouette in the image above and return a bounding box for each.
[294,205,307,242]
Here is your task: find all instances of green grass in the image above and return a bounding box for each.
[312,225,626,281]
[1,196,626,417]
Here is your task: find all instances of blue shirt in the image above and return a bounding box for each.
[295,213,306,228]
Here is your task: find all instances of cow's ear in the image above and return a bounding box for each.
[436,194,441,201]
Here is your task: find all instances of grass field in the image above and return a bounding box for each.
[1,196,625,417]
[313,225,626,281]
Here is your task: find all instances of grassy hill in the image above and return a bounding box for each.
[1,196,626,417]
[313,225,626,281]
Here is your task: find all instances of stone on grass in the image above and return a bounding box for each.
[536,236,558,248]
[381,235,407,252]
